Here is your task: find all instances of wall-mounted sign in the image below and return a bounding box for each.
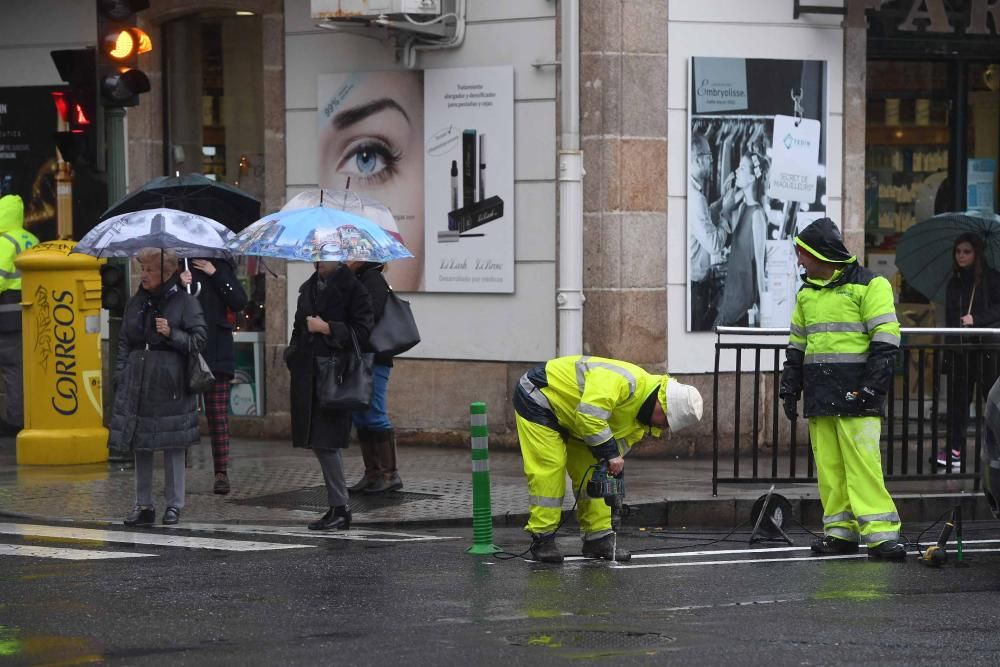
[694,57,748,114]
[686,57,827,332]
[318,66,514,293]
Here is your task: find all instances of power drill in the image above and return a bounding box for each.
[586,460,626,531]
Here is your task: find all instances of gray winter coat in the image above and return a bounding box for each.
[108,275,207,453]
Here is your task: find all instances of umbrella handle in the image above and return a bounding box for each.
[182,258,202,297]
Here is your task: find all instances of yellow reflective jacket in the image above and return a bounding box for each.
[780,261,900,417]
[0,195,39,294]
[535,355,666,456]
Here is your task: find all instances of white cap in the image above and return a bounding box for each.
[664,378,704,433]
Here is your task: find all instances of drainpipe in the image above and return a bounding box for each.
[557,0,584,356]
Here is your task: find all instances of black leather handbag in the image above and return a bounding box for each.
[315,329,374,411]
[369,289,421,356]
[187,348,215,394]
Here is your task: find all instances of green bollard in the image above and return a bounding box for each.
[467,401,500,555]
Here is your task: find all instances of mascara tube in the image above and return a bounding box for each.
[450,160,459,211]
[478,134,486,201]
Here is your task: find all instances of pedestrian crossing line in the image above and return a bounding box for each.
[604,547,1000,570]
[172,523,461,542]
[563,538,1000,563]
[0,523,315,552]
[0,544,157,560]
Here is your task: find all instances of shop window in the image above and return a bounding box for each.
[162,11,267,415]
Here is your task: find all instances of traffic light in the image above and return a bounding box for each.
[100,261,128,317]
[96,0,152,108]
[50,48,98,166]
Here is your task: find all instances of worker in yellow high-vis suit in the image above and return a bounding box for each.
[0,195,37,435]
[780,217,906,560]
[513,355,703,563]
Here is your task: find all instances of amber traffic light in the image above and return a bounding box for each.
[96,0,152,107]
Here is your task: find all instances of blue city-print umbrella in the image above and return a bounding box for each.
[73,207,233,258]
[226,206,413,263]
[896,211,1000,302]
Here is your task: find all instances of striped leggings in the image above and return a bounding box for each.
[204,376,231,474]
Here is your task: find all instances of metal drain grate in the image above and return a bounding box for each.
[233,485,441,511]
[506,630,674,650]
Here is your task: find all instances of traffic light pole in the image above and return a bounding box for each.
[104,107,126,434]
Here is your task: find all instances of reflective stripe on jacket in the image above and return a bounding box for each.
[780,262,900,417]
[517,355,665,455]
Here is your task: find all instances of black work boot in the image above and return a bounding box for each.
[582,534,631,562]
[308,505,351,531]
[868,540,906,561]
[529,534,564,563]
[348,428,381,493]
[365,429,403,494]
[810,536,860,555]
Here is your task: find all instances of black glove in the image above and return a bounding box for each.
[782,394,799,421]
[858,386,883,411]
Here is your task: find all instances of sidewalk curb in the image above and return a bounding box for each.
[3,493,992,532]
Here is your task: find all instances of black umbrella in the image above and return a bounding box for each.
[99,173,261,232]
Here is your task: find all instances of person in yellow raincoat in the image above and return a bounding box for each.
[513,355,703,563]
[780,217,906,560]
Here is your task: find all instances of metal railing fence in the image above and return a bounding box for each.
[712,326,1000,496]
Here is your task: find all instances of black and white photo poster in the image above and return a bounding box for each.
[687,57,827,331]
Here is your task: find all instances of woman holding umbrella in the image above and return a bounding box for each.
[941,232,1000,470]
[180,258,248,494]
[110,248,207,526]
[286,261,374,530]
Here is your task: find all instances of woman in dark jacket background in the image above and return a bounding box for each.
[110,248,207,527]
[942,232,1000,469]
[180,258,248,494]
[347,261,403,494]
[286,261,373,530]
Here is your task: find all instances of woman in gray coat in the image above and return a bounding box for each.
[109,248,207,527]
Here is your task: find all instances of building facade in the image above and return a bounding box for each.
[1,1,997,453]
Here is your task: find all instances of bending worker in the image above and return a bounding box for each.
[0,195,37,436]
[780,217,905,560]
[513,355,703,563]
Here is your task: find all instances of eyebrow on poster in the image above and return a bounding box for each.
[333,98,411,130]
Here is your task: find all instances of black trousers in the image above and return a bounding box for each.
[945,349,1000,454]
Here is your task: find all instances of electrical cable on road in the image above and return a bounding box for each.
[493,465,596,562]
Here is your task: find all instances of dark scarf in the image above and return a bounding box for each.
[136,273,182,340]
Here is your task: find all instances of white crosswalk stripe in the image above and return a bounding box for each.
[0,544,157,560]
[172,523,460,542]
[0,523,315,553]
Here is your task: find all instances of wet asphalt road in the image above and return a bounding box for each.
[3,520,1000,666]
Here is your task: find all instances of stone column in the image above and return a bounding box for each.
[580,0,668,367]
[842,8,868,259]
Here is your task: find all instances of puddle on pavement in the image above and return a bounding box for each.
[0,625,103,665]
[506,628,675,658]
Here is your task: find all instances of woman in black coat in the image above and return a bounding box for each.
[286,261,373,530]
[942,232,1000,469]
[109,248,207,527]
[180,258,248,495]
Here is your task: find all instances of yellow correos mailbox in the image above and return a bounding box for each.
[15,240,108,464]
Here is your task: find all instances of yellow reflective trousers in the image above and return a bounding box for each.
[515,413,612,540]
[809,416,901,545]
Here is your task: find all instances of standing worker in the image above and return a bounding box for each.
[0,195,38,436]
[180,258,248,494]
[780,217,906,560]
[513,356,703,563]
